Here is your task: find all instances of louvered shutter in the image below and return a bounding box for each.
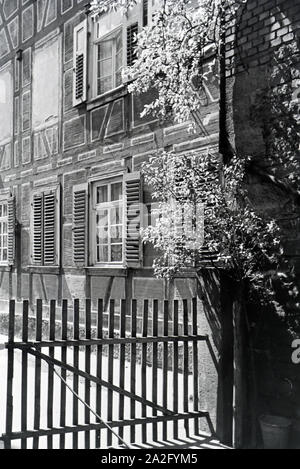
[43,192,56,265]
[33,194,44,265]
[143,0,148,26]
[124,172,143,268]
[127,23,138,67]
[7,195,16,266]
[73,19,88,107]
[73,185,87,266]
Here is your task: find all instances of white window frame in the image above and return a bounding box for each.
[90,177,125,267]
[0,201,8,265]
[90,0,145,100]
[93,26,124,98]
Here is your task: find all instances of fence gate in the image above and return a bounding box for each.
[0,298,215,449]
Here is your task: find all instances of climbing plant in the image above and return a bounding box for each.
[90,0,300,315]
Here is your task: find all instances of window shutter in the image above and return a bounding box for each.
[127,23,138,67]
[143,0,148,26]
[73,185,87,266]
[124,172,143,268]
[73,19,88,107]
[43,192,56,265]
[33,194,44,265]
[7,196,16,266]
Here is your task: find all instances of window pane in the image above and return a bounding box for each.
[0,206,2,218]
[111,183,122,201]
[98,41,113,60]
[96,210,108,232]
[99,58,113,78]
[98,77,113,95]
[97,209,108,222]
[111,244,122,262]
[116,32,122,53]
[3,204,7,217]
[111,206,122,225]
[97,186,108,204]
[97,245,108,263]
[116,48,122,69]
[3,222,7,234]
[76,27,84,52]
[3,249,7,261]
[116,71,122,87]
[111,226,122,243]
[97,227,108,242]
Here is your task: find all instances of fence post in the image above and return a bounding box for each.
[130,299,137,444]
[95,299,103,448]
[33,299,43,449]
[59,299,68,449]
[47,299,56,449]
[21,300,29,449]
[5,300,15,449]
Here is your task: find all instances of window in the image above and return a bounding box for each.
[92,180,124,264]
[32,188,60,266]
[74,173,143,268]
[73,2,161,105]
[88,0,147,100]
[0,203,8,264]
[96,29,123,96]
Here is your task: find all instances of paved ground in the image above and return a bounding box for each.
[0,334,227,449]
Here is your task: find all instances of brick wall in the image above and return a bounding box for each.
[224,0,300,445]
[225,0,300,76]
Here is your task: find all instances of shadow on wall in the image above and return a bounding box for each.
[229,0,300,446]
[196,269,234,446]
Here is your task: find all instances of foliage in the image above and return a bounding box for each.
[141,150,296,313]
[90,0,300,315]
[91,0,247,125]
[251,43,300,188]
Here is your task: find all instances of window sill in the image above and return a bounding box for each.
[25,265,61,275]
[86,267,128,277]
[87,84,128,111]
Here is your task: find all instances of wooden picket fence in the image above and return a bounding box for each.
[0,298,215,449]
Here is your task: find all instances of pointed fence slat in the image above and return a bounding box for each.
[162,300,169,441]
[59,300,68,449]
[73,299,80,449]
[118,299,126,441]
[173,300,179,440]
[95,299,103,448]
[85,299,91,449]
[183,299,190,436]
[192,298,199,435]
[107,299,115,447]
[130,299,137,444]
[33,300,42,449]
[21,301,29,450]
[141,299,148,443]
[47,300,56,449]
[5,300,15,449]
[152,299,158,442]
